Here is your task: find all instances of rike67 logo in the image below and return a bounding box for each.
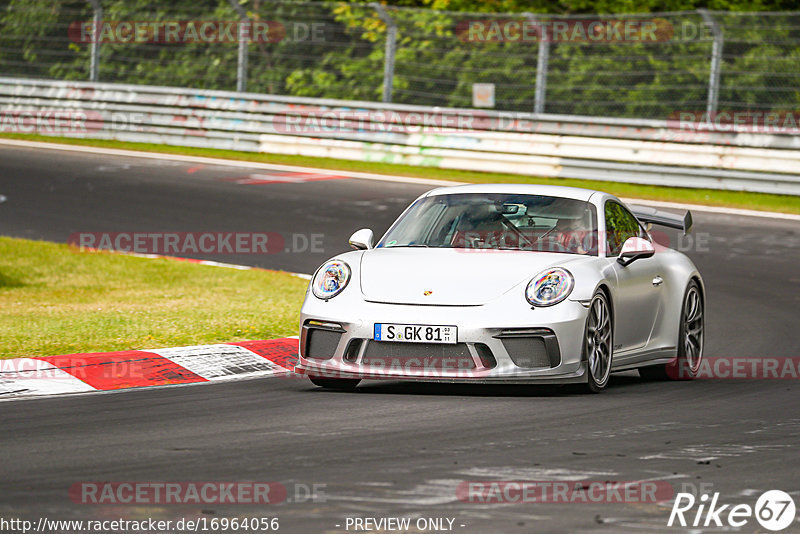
[669,490,796,531]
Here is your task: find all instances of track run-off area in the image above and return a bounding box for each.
[1,141,799,533]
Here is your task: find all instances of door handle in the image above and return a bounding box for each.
[652,276,664,286]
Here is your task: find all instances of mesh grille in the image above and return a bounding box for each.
[502,337,551,369]
[305,329,342,360]
[362,341,475,370]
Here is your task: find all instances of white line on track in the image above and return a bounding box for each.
[79,248,313,279]
[1,138,798,221]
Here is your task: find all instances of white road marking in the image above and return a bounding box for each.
[458,466,618,480]
[329,479,464,506]
[79,247,312,279]
[639,443,789,461]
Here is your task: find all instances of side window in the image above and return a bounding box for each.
[605,201,646,256]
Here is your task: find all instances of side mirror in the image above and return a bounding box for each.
[617,236,655,266]
[348,228,374,250]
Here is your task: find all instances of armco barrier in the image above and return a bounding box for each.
[1,77,799,195]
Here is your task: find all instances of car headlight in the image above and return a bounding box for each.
[312,260,351,300]
[526,268,574,307]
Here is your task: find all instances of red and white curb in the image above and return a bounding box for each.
[0,337,300,401]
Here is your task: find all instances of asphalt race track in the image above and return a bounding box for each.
[1,143,799,533]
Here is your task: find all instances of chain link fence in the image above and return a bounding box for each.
[1,0,798,120]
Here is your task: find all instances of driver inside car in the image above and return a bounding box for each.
[549,215,594,254]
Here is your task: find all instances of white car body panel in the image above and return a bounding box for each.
[296,184,704,384]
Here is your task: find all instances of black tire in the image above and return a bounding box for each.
[308,376,361,390]
[584,290,613,393]
[638,280,704,381]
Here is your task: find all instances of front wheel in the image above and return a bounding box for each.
[308,376,361,390]
[639,280,704,381]
[584,290,613,393]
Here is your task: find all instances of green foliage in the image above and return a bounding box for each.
[0,0,798,118]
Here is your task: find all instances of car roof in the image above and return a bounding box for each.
[424,183,600,202]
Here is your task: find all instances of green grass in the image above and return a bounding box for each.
[2,133,799,215]
[0,236,308,359]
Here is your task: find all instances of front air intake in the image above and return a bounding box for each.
[501,337,550,368]
[302,320,345,360]
[494,328,562,368]
[305,329,341,360]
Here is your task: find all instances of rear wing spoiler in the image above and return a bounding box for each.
[630,206,693,234]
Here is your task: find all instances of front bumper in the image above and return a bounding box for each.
[296,295,590,384]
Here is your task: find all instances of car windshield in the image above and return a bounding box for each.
[378,193,598,255]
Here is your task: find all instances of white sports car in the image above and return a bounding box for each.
[296,184,704,392]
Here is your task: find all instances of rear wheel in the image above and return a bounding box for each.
[308,376,361,390]
[584,290,613,393]
[639,280,704,380]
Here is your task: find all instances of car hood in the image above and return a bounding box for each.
[359,247,591,306]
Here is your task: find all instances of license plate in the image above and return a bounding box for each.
[374,324,457,344]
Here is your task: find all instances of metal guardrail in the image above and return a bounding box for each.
[1,77,799,195]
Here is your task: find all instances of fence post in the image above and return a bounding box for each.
[87,0,102,81]
[525,13,549,114]
[228,0,249,92]
[372,3,397,103]
[699,9,723,118]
